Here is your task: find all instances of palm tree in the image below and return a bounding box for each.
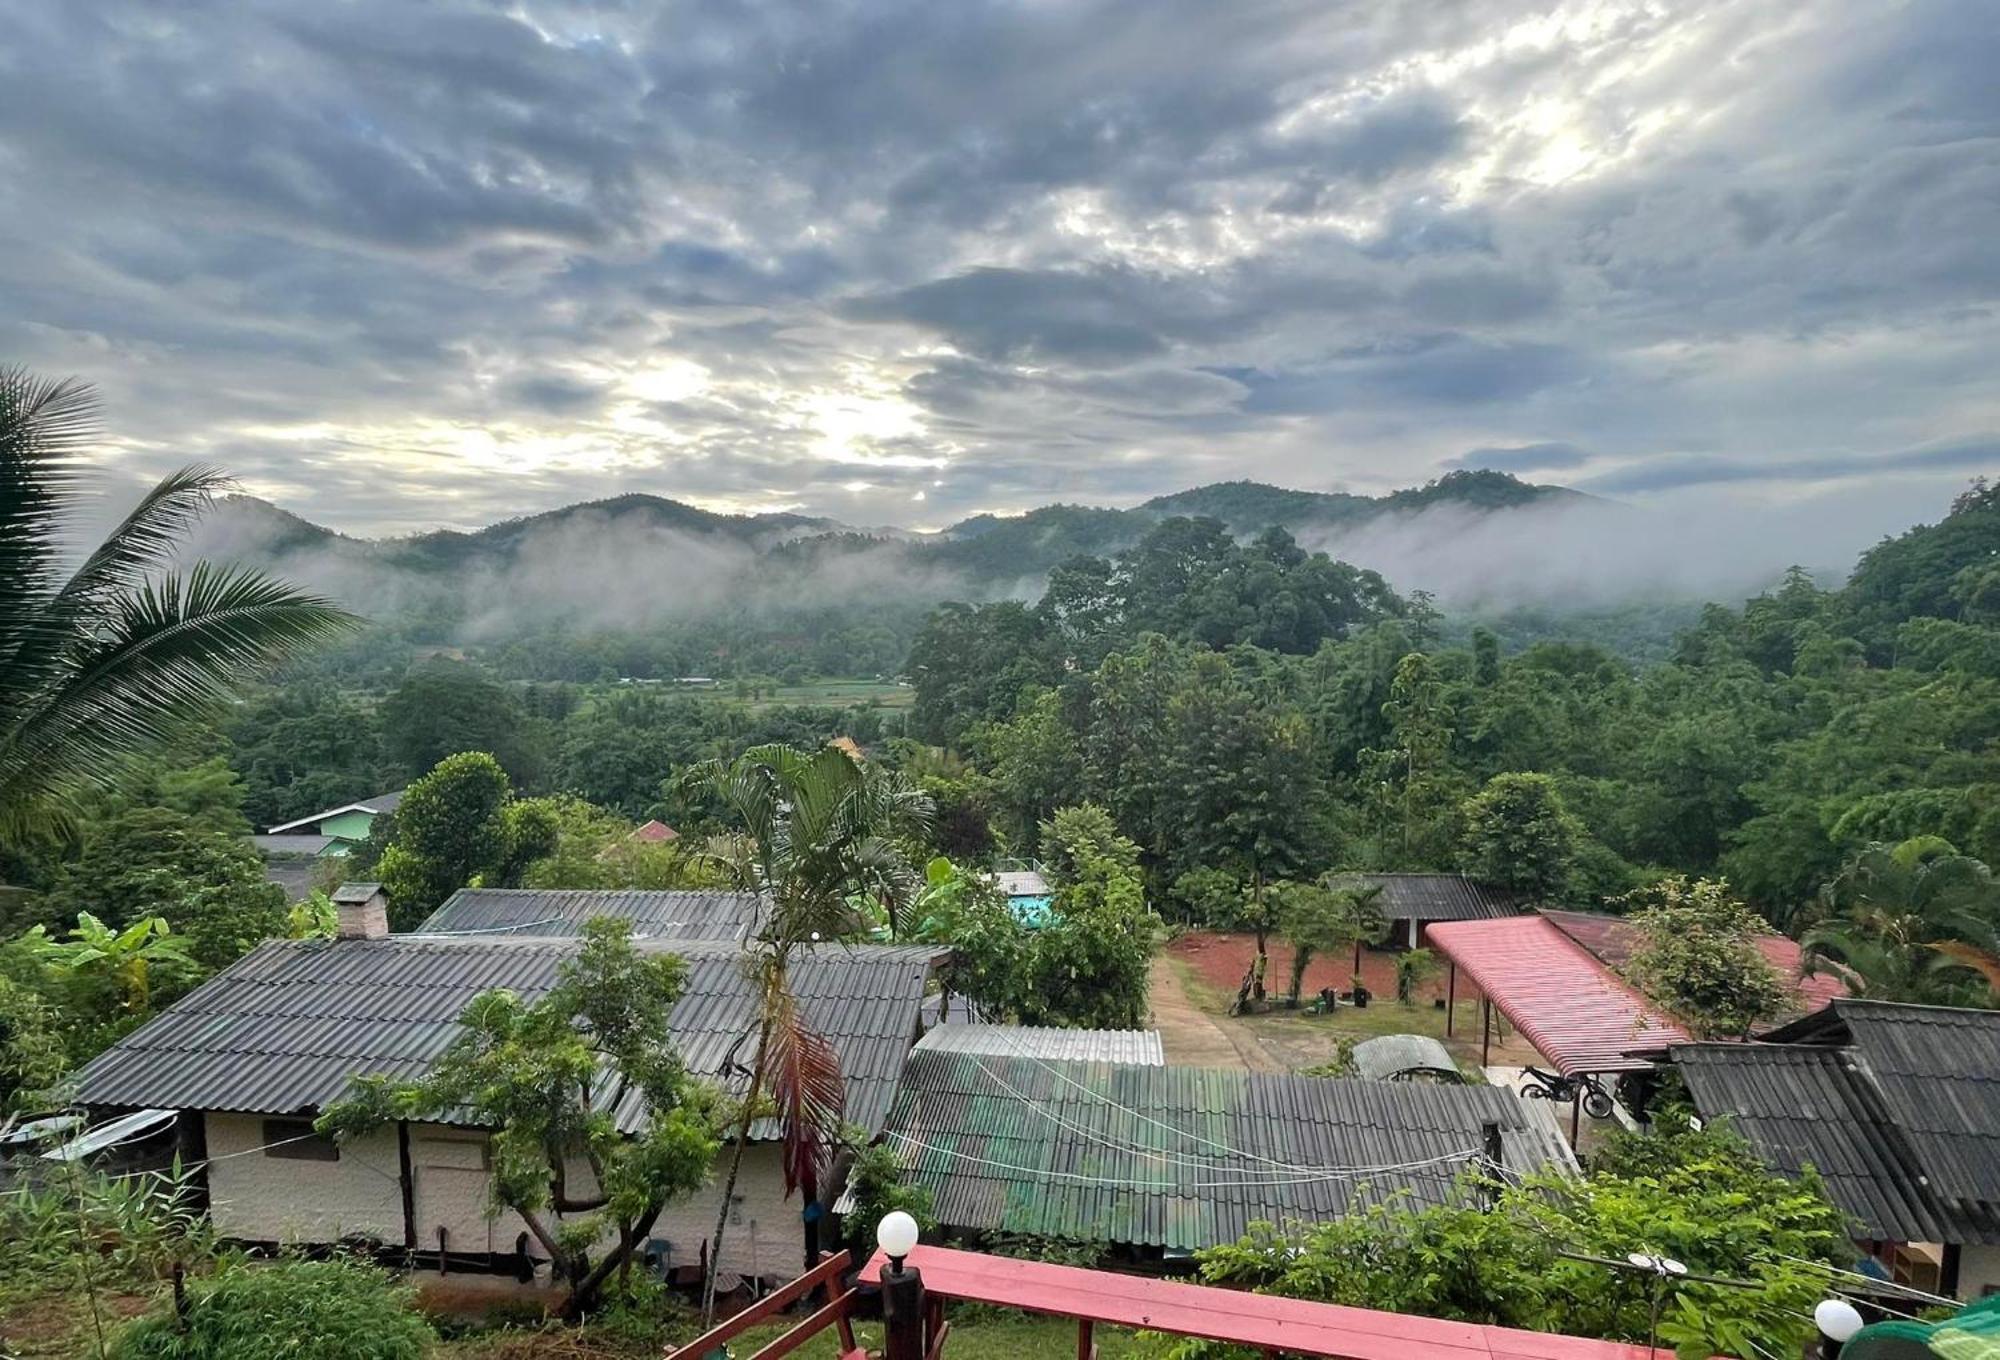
[0,369,355,843]
[676,743,930,1320]
[1803,837,2000,1005]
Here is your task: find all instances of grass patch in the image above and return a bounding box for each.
[433,1308,1151,1359]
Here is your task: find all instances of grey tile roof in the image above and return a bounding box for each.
[876,1051,1576,1250]
[1326,873,1525,921]
[71,937,938,1139]
[1836,1002,2000,1206]
[1350,1034,1463,1083]
[1675,1041,2000,1246]
[416,888,761,941]
[915,1024,1165,1066]
[250,834,336,857]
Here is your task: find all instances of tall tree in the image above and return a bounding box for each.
[1458,772,1578,901]
[676,743,930,1319]
[0,369,354,843]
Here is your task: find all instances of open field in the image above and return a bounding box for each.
[650,678,913,710]
[1160,932,1543,1075]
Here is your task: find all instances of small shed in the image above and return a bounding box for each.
[1327,873,1525,948]
[1351,1034,1463,1084]
[1427,915,1693,1075]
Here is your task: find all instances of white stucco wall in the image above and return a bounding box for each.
[202,1113,804,1278]
[205,1112,404,1246]
[652,1144,807,1281]
[1962,1243,2000,1299]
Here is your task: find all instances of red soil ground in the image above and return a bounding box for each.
[1167,930,1471,1006]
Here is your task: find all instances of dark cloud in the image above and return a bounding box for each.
[1448,442,1591,473]
[0,0,1990,558]
[1583,436,2000,495]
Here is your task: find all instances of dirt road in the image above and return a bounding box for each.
[1147,956,1282,1072]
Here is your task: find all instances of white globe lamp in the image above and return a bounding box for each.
[1815,1298,1865,1344]
[877,1210,920,1272]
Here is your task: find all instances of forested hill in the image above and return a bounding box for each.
[189,470,1595,631]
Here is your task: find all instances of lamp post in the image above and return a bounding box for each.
[1815,1298,1865,1360]
[878,1212,925,1360]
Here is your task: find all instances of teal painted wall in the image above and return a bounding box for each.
[317,809,377,843]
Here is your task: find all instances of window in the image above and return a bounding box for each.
[261,1118,340,1162]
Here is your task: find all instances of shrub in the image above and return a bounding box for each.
[111,1256,433,1360]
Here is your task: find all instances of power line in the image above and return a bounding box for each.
[962,1052,1483,1180]
[884,1131,1476,1193]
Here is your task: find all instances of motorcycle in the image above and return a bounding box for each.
[1519,1065,1616,1119]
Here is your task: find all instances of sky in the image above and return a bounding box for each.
[2,0,1996,540]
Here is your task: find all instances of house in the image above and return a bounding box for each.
[417,887,761,941]
[630,819,679,844]
[987,859,1053,927]
[1325,872,1526,948]
[69,886,940,1282]
[872,1048,1575,1254]
[264,788,407,849]
[1674,999,2000,1299]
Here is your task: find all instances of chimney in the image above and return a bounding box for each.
[331,882,390,940]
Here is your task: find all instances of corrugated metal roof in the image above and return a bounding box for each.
[877,1051,1576,1250]
[71,937,936,1138]
[1828,1001,2000,1206]
[266,788,404,834]
[1540,909,1847,1019]
[1674,1040,2000,1246]
[1427,917,1692,1075]
[251,834,336,856]
[1325,874,1524,922]
[915,1025,1166,1066]
[415,889,761,941]
[1350,1034,1462,1083]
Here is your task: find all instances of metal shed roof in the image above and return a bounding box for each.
[1350,1034,1463,1083]
[1427,916,1692,1075]
[915,1024,1166,1066]
[1541,909,1847,1019]
[71,936,937,1138]
[416,888,761,941]
[877,1050,1576,1250]
[1326,874,1525,923]
[1674,1039,2000,1246]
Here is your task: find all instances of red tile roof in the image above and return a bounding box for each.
[631,819,679,842]
[1427,916,1694,1074]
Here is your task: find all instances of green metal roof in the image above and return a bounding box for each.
[878,1050,1576,1250]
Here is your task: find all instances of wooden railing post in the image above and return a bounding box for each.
[882,1261,926,1360]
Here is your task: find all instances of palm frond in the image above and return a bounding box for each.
[54,464,233,610]
[0,370,98,684]
[764,986,845,1200]
[0,561,357,838]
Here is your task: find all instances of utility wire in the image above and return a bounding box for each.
[963,1052,1483,1180]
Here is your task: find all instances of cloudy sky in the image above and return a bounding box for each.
[2,0,1995,538]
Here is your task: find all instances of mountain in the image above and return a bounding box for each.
[185,471,1626,644]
